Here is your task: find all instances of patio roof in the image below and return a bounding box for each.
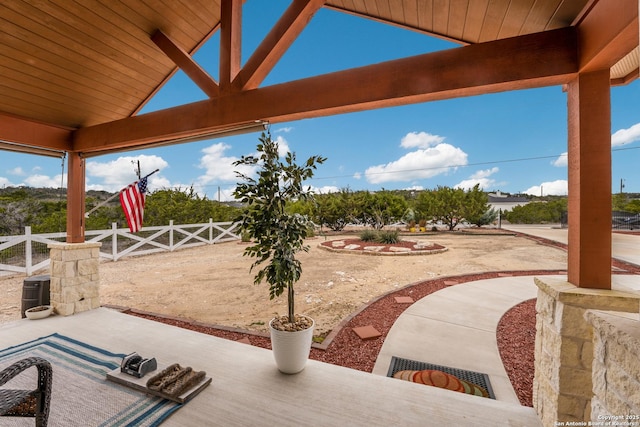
[0,0,637,157]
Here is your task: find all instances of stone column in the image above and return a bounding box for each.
[534,277,640,425]
[48,242,102,316]
[586,310,640,419]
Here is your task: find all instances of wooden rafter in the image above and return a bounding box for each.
[219,0,242,92]
[151,30,219,98]
[72,28,578,154]
[233,0,326,90]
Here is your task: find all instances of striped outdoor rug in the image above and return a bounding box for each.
[0,333,180,426]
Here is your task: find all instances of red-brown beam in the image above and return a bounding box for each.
[219,0,242,92]
[73,28,578,153]
[0,112,72,153]
[233,0,326,90]
[576,0,639,72]
[151,30,219,98]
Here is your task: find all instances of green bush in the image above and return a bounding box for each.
[359,229,378,242]
[376,230,400,244]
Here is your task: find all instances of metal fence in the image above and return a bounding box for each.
[0,220,241,276]
[612,211,640,230]
[559,211,638,230]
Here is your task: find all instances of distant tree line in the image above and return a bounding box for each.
[289,184,494,231]
[0,186,239,236]
[2,185,637,236]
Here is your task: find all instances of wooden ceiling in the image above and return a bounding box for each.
[0,0,638,157]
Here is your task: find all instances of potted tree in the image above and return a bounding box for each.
[233,131,326,374]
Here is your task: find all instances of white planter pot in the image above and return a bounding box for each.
[269,316,314,374]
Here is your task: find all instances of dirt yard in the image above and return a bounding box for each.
[0,231,567,335]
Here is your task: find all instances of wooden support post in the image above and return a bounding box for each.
[66,152,85,243]
[566,70,612,289]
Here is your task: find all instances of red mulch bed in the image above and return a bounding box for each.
[126,270,562,407]
[124,235,640,408]
[497,298,536,406]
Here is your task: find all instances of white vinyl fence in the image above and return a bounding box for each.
[0,220,242,276]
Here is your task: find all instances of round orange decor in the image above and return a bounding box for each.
[416,370,465,392]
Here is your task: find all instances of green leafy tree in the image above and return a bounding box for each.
[430,186,467,230]
[144,187,240,226]
[355,190,407,229]
[233,132,326,323]
[504,198,567,223]
[314,189,358,231]
[462,184,492,227]
[414,190,435,225]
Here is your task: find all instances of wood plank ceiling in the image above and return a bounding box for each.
[0,0,637,155]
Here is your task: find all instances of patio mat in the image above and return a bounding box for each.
[387,356,495,399]
[0,333,181,426]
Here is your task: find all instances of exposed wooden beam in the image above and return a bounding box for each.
[151,30,219,98]
[219,0,242,92]
[73,28,578,153]
[611,68,640,86]
[576,0,639,73]
[233,0,326,90]
[0,112,72,154]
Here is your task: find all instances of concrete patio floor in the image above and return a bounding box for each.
[2,226,638,426]
[1,307,541,426]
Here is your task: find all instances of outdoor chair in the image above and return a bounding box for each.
[0,356,52,427]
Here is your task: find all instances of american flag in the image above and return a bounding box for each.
[119,177,148,233]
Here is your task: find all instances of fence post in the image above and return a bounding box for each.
[169,220,174,251]
[112,223,118,261]
[25,226,33,275]
[209,218,213,243]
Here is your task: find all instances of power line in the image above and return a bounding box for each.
[154,144,640,190]
[309,145,640,182]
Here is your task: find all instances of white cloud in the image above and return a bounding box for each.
[0,176,16,187]
[7,167,25,176]
[310,185,339,194]
[454,167,499,190]
[197,143,253,185]
[612,122,640,147]
[24,174,67,188]
[553,152,568,167]
[523,180,568,196]
[273,135,290,158]
[353,172,362,180]
[403,185,424,191]
[86,155,169,191]
[364,141,468,184]
[400,132,445,149]
[275,126,293,133]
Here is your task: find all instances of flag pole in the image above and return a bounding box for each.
[84,168,160,218]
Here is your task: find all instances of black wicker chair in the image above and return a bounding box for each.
[0,357,52,427]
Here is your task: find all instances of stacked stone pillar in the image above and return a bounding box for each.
[534,277,640,425]
[48,242,102,316]
[586,310,640,419]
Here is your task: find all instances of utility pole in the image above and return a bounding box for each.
[132,160,141,180]
[620,178,625,194]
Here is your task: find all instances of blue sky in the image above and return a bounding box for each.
[1,1,639,200]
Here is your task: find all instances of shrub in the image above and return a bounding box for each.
[359,229,378,242]
[376,230,401,244]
